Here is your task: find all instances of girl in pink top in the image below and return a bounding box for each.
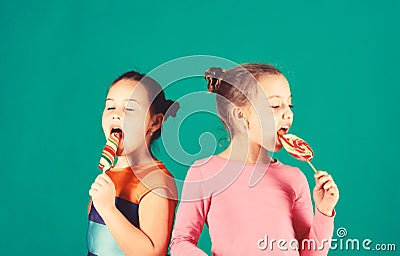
[170,64,339,255]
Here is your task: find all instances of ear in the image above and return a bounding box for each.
[148,113,164,133]
[232,107,249,130]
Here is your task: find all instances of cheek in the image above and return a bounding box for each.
[250,109,275,137]
[122,111,150,139]
[101,111,109,135]
[261,119,276,140]
[250,117,263,137]
[143,111,152,129]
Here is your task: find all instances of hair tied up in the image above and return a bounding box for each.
[164,99,180,119]
[205,67,226,93]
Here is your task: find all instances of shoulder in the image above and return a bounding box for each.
[185,155,228,180]
[180,156,224,201]
[135,161,178,202]
[274,161,305,178]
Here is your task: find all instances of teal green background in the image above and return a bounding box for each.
[1,0,399,255]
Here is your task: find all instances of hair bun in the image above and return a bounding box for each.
[164,99,180,119]
[205,67,225,93]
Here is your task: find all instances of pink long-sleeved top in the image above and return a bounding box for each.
[170,155,335,255]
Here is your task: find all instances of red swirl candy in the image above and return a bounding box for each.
[279,134,314,162]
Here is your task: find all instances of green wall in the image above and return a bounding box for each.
[1,0,399,255]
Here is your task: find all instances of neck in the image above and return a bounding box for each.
[113,156,130,168]
[114,145,156,168]
[219,134,274,164]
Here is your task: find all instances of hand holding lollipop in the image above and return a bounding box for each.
[280,133,339,215]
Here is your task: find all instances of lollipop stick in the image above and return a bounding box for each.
[306,161,318,173]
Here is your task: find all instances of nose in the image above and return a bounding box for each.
[109,105,125,121]
[112,114,121,120]
[282,106,293,120]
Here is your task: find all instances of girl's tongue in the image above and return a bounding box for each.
[276,128,288,146]
[277,128,288,137]
[111,128,124,148]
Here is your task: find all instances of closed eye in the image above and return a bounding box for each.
[107,107,115,110]
[270,105,294,109]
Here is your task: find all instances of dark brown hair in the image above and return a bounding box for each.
[111,70,179,145]
[205,63,281,136]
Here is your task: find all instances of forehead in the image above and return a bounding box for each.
[107,79,150,104]
[258,74,291,99]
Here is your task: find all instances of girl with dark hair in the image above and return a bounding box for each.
[87,71,179,255]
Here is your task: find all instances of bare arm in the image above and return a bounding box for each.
[90,174,176,256]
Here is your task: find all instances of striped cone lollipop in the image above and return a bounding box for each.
[279,133,317,172]
[98,130,122,173]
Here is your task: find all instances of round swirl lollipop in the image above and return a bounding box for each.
[98,130,122,173]
[279,133,317,172]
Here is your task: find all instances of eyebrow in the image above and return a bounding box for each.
[268,94,292,99]
[105,98,141,104]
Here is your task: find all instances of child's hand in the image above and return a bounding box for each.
[313,171,339,216]
[89,173,116,216]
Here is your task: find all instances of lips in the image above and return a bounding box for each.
[111,127,122,134]
[109,125,124,148]
[277,124,290,136]
[109,124,123,135]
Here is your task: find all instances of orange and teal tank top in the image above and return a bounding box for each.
[86,161,177,256]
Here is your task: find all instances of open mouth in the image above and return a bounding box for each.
[110,126,124,142]
[110,127,123,152]
[277,125,290,137]
[111,127,123,134]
